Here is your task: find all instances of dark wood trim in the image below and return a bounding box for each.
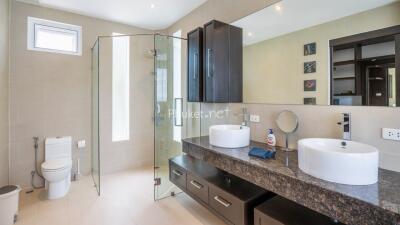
[395,34,400,106]
[329,46,334,105]
[330,25,400,47]
[187,27,204,102]
[354,44,363,99]
[330,25,400,106]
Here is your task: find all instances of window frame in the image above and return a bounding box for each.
[27,17,82,56]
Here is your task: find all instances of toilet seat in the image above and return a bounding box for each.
[42,159,72,172]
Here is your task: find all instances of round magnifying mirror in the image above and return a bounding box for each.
[276,110,299,151]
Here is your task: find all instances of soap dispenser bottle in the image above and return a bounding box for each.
[267,129,276,146]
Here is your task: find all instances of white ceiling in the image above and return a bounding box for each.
[232,0,398,46]
[18,0,207,30]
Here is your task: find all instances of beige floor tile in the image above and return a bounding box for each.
[16,167,226,225]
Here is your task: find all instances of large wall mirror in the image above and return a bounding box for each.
[232,0,400,107]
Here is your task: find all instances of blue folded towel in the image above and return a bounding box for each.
[248,147,276,159]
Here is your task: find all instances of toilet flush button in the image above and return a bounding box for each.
[77,140,86,149]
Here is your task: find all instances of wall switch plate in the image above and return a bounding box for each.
[382,128,400,141]
[249,115,260,123]
[77,140,86,149]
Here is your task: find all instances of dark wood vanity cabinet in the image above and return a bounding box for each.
[254,196,344,225]
[203,20,243,103]
[169,162,186,190]
[169,155,272,225]
[187,28,203,102]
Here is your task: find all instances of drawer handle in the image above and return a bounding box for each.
[214,196,231,208]
[190,180,203,189]
[173,170,183,176]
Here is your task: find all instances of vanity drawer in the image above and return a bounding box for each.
[169,163,186,190]
[209,185,243,225]
[187,173,209,204]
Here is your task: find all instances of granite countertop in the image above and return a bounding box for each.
[182,136,400,225]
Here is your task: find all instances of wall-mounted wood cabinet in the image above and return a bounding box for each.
[187,20,243,103]
[187,28,203,102]
[204,20,243,103]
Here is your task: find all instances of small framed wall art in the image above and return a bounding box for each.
[304,80,317,92]
[304,61,316,74]
[304,42,316,56]
[304,97,317,105]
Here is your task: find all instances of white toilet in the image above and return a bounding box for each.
[41,137,72,200]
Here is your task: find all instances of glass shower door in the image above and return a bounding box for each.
[91,39,100,195]
[154,35,184,200]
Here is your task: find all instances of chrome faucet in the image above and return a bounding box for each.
[241,107,250,127]
[337,113,351,141]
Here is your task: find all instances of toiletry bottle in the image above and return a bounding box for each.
[267,129,276,146]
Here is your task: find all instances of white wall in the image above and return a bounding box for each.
[0,0,9,187]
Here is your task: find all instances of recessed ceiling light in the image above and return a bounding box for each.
[150,3,155,9]
[247,32,253,37]
[275,5,282,12]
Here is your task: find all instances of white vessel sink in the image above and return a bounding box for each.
[298,138,379,185]
[209,125,250,148]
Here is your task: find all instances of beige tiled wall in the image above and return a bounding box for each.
[9,2,154,188]
[168,0,281,139]
[167,0,400,172]
[0,0,9,187]
[98,36,154,174]
[231,104,400,172]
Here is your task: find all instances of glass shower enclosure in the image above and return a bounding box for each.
[91,34,190,200]
[91,39,100,195]
[153,34,187,200]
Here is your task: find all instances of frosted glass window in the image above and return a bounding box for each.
[156,68,168,102]
[112,33,130,142]
[27,17,81,55]
[173,30,182,143]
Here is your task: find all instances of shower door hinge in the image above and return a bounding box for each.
[151,49,157,57]
[154,178,161,186]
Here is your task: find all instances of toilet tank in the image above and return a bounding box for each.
[45,137,72,161]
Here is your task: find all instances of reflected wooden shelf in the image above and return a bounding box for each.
[333,75,355,80]
[357,54,395,62]
[333,60,355,66]
[369,77,384,81]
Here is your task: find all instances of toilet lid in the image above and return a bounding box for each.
[42,159,72,171]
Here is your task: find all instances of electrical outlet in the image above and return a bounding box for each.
[249,114,260,123]
[382,128,400,141]
[77,140,86,149]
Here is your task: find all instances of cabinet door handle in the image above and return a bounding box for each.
[214,196,231,207]
[193,52,198,80]
[207,48,213,78]
[173,170,183,176]
[190,180,203,189]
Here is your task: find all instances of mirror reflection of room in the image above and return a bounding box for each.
[331,37,397,106]
[233,0,400,107]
